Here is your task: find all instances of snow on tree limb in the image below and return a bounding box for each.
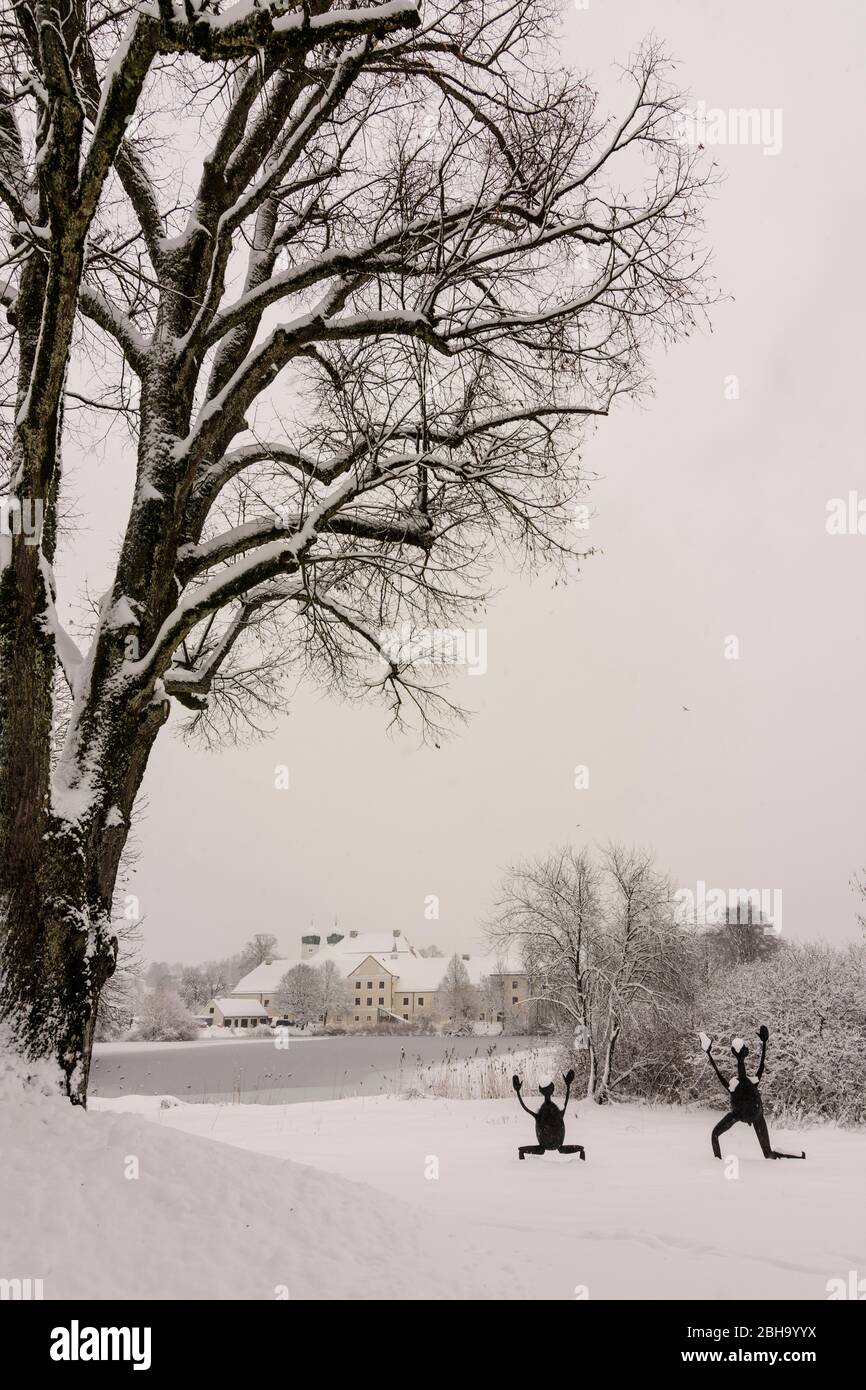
[151,1,421,61]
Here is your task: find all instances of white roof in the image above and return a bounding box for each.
[322,932,414,957]
[232,960,292,994]
[390,958,449,992]
[341,950,410,977]
[233,935,415,994]
[212,997,270,1018]
[384,953,526,992]
[231,943,525,996]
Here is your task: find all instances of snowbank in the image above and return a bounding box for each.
[0,1087,536,1300]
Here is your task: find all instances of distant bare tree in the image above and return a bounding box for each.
[176,938,282,1010]
[489,845,603,1092]
[593,844,690,1100]
[317,958,350,1025]
[277,962,323,1026]
[439,953,477,1022]
[489,843,690,1100]
[0,0,711,1098]
[239,933,281,970]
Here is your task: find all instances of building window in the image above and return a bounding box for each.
[403,1014,409,1020]
[418,997,424,1006]
[355,997,360,1006]
[378,981,385,989]
[378,997,384,1005]
[366,981,372,989]
[241,1019,248,1027]
[512,996,518,1004]
[366,998,372,1006]
[355,981,361,990]
[403,997,409,1006]
[264,999,269,1007]
[512,981,518,989]
[209,1006,214,1013]
[354,1015,359,1022]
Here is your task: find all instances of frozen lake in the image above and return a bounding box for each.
[90,1032,547,1103]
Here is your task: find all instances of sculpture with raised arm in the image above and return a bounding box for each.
[699,1026,805,1160]
[512,1069,586,1161]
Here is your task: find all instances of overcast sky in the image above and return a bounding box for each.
[59,0,866,965]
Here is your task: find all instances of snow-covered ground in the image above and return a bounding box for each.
[5,1077,864,1300]
[0,1087,531,1300]
[55,1095,866,1301]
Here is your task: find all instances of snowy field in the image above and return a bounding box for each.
[5,1078,864,1301]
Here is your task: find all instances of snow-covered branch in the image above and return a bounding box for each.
[153,0,421,62]
[77,285,150,374]
[178,504,433,579]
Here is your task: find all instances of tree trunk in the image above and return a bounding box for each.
[585,1041,597,1100]
[0,675,168,1100]
[0,823,116,1101]
[595,1022,621,1104]
[1,259,196,1100]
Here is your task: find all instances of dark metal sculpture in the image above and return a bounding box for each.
[512,1068,585,1160]
[700,1025,805,1160]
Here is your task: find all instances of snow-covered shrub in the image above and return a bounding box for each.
[597,942,866,1124]
[557,941,866,1125]
[687,944,866,1125]
[128,990,199,1042]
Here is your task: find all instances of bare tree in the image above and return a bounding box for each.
[0,0,711,1099]
[177,936,282,1009]
[489,843,690,1100]
[239,932,281,970]
[277,961,323,1025]
[317,958,350,1025]
[592,844,689,1100]
[488,845,604,1094]
[439,952,477,1022]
